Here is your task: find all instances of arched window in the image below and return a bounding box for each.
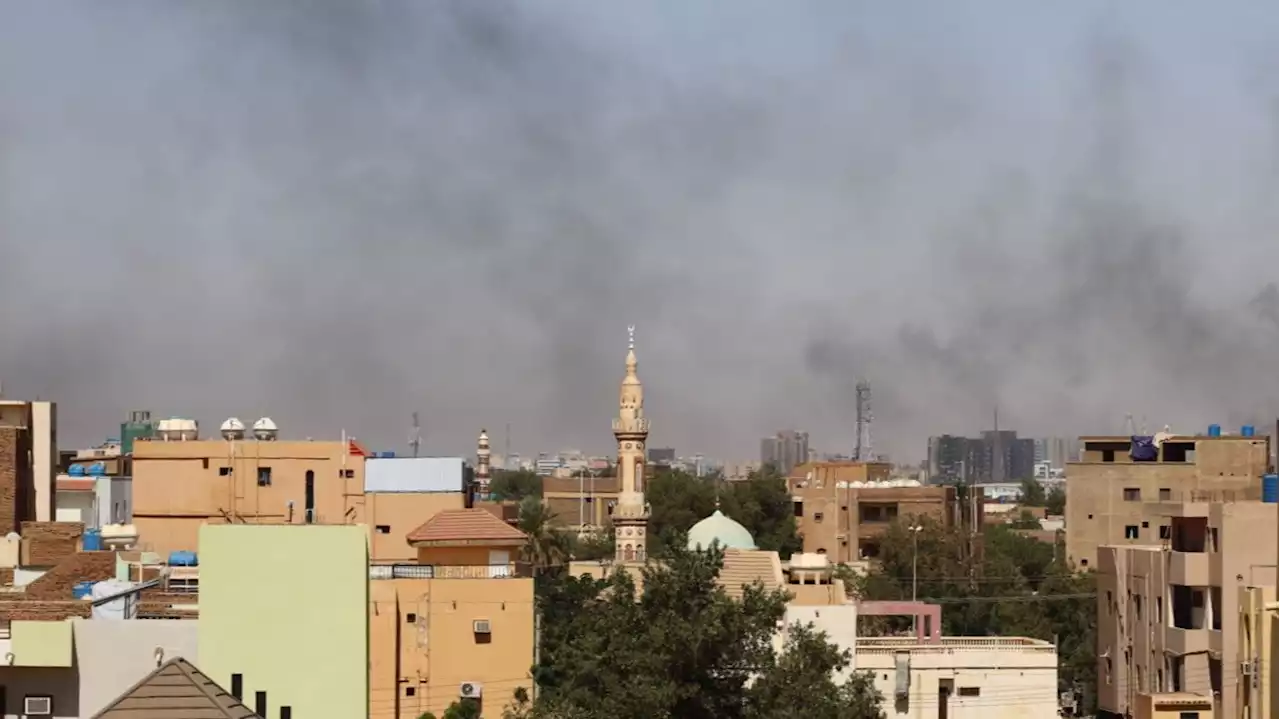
[624,544,636,562]
[634,460,644,494]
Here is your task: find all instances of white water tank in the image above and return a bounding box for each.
[252,417,279,441]
[157,418,199,441]
[220,417,246,441]
[101,523,138,550]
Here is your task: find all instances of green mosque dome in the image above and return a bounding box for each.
[687,510,757,551]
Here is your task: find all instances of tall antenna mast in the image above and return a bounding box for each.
[854,380,873,461]
[505,422,511,465]
[408,412,422,458]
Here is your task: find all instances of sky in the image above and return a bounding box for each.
[0,1,1275,462]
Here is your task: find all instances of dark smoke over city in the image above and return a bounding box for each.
[0,1,1275,460]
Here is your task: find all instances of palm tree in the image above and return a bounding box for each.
[517,496,572,572]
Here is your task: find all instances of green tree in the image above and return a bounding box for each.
[442,698,482,719]
[853,517,1095,708]
[1009,508,1043,530]
[644,467,802,557]
[491,469,543,502]
[1019,478,1046,506]
[533,539,882,719]
[1045,485,1066,515]
[517,497,573,572]
[723,466,803,558]
[569,526,615,561]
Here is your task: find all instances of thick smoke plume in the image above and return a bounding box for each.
[0,2,1275,461]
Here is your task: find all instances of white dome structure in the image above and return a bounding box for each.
[687,510,758,551]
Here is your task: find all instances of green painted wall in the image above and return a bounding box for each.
[12,620,73,666]
[198,524,369,719]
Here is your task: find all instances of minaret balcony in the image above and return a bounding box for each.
[612,418,650,433]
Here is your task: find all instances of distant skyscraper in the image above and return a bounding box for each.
[760,430,809,475]
[1033,437,1071,468]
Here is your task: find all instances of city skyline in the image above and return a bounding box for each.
[1,2,1274,461]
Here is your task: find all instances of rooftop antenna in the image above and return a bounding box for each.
[505,422,511,462]
[408,412,422,458]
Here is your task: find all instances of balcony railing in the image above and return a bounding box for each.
[369,562,533,580]
[853,636,1057,654]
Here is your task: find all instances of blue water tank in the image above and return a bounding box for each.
[168,550,198,567]
[68,464,86,477]
[1208,424,1222,437]
[380,451,396,458]
[1263,474,1279,504]
[1241,425,1256,437]
[72,581,96,600]
[87,462,106,476]
[83,529,103,551]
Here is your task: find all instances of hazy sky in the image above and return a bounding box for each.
[0,1,1275,462]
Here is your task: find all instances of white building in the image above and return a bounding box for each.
[853,636,1058,719]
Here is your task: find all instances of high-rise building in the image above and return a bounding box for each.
[760,430,809,475]
[1032,437,1072,469]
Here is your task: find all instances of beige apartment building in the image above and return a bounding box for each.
[1237,585,1277,719]
[1096,500,1278,719]
[788,462,976,564]
[0,399,57,530]
[1066,434,1270,569]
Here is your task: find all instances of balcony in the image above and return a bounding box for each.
[369,562,533,580]
[611,418,650,434]
[1168,552,1210,586]
[1163,626,1210,655]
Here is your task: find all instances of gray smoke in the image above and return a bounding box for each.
[0,1,1275,461]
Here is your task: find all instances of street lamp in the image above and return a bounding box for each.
[909,524,924,638]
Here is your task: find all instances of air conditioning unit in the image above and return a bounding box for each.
[460,682,483,699]
[473,619,492,634]
[25,696,53,716]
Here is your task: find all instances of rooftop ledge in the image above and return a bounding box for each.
[853,636,1055,653]
[369,563,533,580]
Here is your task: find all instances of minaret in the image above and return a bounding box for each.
[612,325,650,563]
[476,429,492,500]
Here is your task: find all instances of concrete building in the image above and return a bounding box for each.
[0,616,198,718]
[788,462,978,564]
[198,524,369,719]
[370,508,535,718]
[1065,434,1271,569]
[761,430,810,476]
[1095,500,1278,719]
[131,432,370,556]
[853,636,1059,719]
[542,474,619,530]
[0,399,57,532]
[1237,585,1277,719]
[364,457,468,563]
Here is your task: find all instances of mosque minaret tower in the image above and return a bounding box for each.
[611,325,650,562]
[475,428,492,500]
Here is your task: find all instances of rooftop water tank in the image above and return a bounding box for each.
[82,529,103,551]
[1208,424,1222,437]
[1263,474,1278,504]
[72,581,96,600]
[87,462,106,476]
[101,523,138,549]
[157,418,199,441]
[252,417,279,441]
[1241,425,1256,437]
[68,465,86,477]
[220,417,246,441]
[168,550,198,567]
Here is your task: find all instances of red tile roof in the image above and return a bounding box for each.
[406,509,528,545]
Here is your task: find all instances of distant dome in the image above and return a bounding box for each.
[687,510,757,551]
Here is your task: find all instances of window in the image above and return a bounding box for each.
[1142,521,1149,528]
[231,674,243,699]
[1081,558,1089,567]
[1123,487,1141,501]
[793,502,803,517]
[257,467,272,486]
[219,467,232,476]
[405,613,416,623]
[23,696,54,716]
[1102,450,1115,462]
[1159,525,1171,540]
[1088,514,1094,519]
[1157,596,1163,623]
[1178,713,1200,719]
[375,525,391,534]
[201,458,209,469]
[1159,488,1172,501]
[1125,525,1140,539]
[958,687,980,697]
[1134,595,1143,619]
[813,512,824,523]
[342,469,355,478]
[405,687,416,697]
